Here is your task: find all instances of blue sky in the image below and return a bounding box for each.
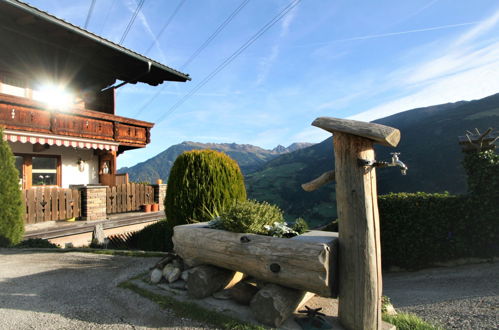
[24,0,499,168]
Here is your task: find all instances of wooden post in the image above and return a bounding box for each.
[312,117,400,330]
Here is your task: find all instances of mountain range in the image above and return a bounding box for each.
[118,141,314,183]
[246,93,499,227]
[120,93,499,228]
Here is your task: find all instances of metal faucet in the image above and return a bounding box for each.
[389,152,408,175]
[358,152,408,175]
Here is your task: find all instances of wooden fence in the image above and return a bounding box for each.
[106,183,154,214]
[23,188,81,224]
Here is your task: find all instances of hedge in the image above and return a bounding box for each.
[378,192,498,269]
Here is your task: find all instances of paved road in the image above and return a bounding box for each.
[0,249,210,330]
[384,261,499,329]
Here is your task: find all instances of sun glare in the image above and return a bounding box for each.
[33,83,74,111]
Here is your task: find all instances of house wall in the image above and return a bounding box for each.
[9,142,99,188]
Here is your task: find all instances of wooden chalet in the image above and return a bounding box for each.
[0,0,189,188]
[0,0,189,244]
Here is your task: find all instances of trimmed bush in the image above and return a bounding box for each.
[0,129,24,247]
[165,150,247,226]
[378,192,498,269]
[218,200,284,234]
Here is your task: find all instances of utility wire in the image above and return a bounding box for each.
[144,0,187,55]
[98,0,117,35]
[182,0,250,69]
[133,0,251,117]
[155,0,301,124]
[119,0,145,45]
[83,0,96,29]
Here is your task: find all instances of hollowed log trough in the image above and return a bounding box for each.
[173,222,339,298]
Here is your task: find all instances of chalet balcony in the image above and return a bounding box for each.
[0,93,152,152]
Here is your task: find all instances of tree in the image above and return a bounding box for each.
[0,128,24,247]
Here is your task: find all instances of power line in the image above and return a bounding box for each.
[133,0,251,116]
[155,0,301,124]
[182,0,250,69]
[83,0,96,29]
[119,0,146,45]
[144,0,187,55]
[98,0,117,35]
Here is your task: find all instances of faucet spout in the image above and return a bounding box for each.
[390,152,408,175]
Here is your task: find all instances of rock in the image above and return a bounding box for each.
[181,270,189,282]
[169,279,187,290]
[167,268,181,283]
[91,224,106,246]
[162,263,175,279]
[230,281,259,305]
[150,268,162,284]
[171,258,184,271]
[212,289,232,300]
[153,253,176,270]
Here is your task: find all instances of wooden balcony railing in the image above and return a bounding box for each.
[0,93,152,148]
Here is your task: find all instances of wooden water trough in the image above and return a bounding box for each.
[173,222,339,298]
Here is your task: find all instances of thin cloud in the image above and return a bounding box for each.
[300,21,478,47]
[454,8,499,46]
[280,2,299,36]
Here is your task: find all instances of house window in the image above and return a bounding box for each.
[14,154,61,189]
[32,157,58,186]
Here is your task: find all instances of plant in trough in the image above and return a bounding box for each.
[165,149,247,226]
[217,199,284,235]
[0,128,24,247]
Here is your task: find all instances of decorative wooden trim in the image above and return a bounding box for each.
[0,93,154,127]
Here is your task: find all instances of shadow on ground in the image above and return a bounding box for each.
[0,249,209,329]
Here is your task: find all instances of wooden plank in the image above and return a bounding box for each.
[112,186,117,214]
[134,183,139,211]
[35,188,43,223]
[119,184,125,213]
[22,190,29,224]
[72,189,80,218]
[139,184,144,207]
[173,224,338,297]
[27,188,35,224]
[125,183,134,212]
[333,132,382,329]
[42,189,50,222]
[50,188,58,221]
[65,189,72,219]
[58,189,66,220]
[312,117,400,147]
[147,186,154,204]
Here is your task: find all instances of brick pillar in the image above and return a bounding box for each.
[153,184,167,211]
[80,186,108,221]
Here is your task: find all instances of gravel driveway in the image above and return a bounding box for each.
[0,249,212,330]
[1,250,497,330]
[383,261,499,329]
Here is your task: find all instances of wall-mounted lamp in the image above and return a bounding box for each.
[77,158,86,172]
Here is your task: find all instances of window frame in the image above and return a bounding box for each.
[14,153,61,189]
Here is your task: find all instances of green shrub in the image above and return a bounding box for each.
[165,150,247,226]
[292,217,309,234]
[134,220,174,252]
[218,200,284,234]
[0,128,24,247]
[378,192,498,269]
[14,238,59,249]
